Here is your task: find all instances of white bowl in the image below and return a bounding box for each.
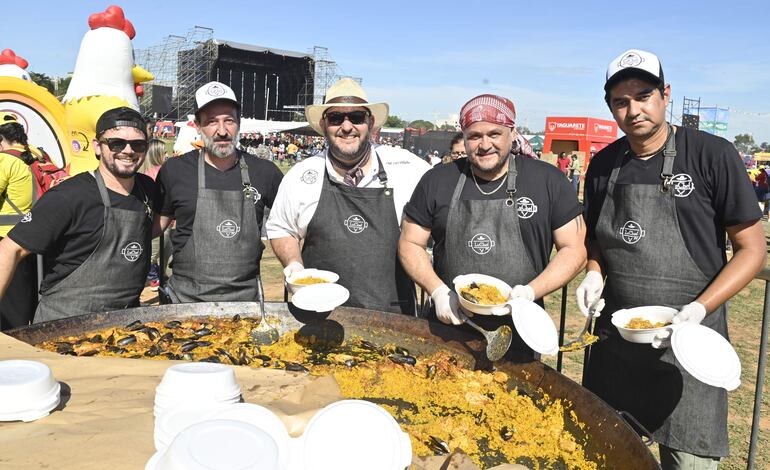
[611,306,677,344]
[298,400,412,470]
[146,419,280,470]
[155,363,240,401]
[452,274,512,316]
[0,360,61,422]
[154,394,240,418]
[286,269,339,294]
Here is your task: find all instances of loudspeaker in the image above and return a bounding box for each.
[682,113,700,129]
[150,85,173,115]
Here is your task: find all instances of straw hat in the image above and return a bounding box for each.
[305,78,389,135]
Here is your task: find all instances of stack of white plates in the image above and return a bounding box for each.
[154,363,241,418]
[0,360,61,422]
[146,419,281,470]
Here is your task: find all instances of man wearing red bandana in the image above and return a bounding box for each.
[398,94,587,361]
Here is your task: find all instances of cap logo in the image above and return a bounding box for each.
[618,52,643,69]
[206,84,226,97]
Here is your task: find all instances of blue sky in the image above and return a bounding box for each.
[5,0,769,142]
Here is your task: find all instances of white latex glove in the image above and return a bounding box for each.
[431,284,463,325]
[672,301,707,325]
[651,329,672,349]
[510,284,535,302]
[576,271,604,317]
[283,261,304,280]
[490,285,534,315]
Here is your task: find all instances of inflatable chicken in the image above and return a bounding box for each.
[0,5,153,175]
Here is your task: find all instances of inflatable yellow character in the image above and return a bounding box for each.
[0,5,153,176]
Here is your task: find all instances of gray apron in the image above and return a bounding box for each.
[584,127,729,457]
[167,151,263,303]
[301,151,415,314]
[434,155,539,362]
[34,171,152,323]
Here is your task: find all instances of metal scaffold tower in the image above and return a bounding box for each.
[298,46,363,107]
[135,26,216,120]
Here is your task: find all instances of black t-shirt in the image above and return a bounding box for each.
[157,150,283,254]
[8,172,161,290]
[404,156,583,273]
[584,126,761,279]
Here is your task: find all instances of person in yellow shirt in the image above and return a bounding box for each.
[0,112,36,329]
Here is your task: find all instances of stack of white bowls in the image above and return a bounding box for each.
[153,362,241,418]
[0,360,61,422]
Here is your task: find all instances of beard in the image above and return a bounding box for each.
[470,149,509,177]
[104,154,142,179]
[202,132,237,159]
[326,130,371,168]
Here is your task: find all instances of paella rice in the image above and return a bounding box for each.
[37,316,598,469]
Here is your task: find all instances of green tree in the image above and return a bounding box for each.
[760,142,770,152]
[54,75,72,100]
[29,72,55,94]
[384,115,407,128]
[408,119,434,130]
[733,133,756,153]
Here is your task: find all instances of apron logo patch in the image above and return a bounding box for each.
[121,241,143,262]
[217,219,241,238]
[20,212,31,223]
[243,185,262,205]
[619,220,646,244]
[301,170,318,184]
[516,197,538,219]
[671,173,694,198]
[468,233,495,255]
[344,214,368,234]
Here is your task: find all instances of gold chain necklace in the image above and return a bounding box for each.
[471,170,508,195]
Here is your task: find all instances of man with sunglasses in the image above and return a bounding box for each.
[267,78,430,314]
[156,81,283,303]
[0,107,160,323]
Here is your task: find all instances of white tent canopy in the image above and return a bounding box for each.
[239,119,308,134]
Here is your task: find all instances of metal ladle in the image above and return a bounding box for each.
[461,313,513,362]
[250,275,279,345]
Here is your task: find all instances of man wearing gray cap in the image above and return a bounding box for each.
[0,106,160,323]
[156,81,283,303]
[578,49,765,468]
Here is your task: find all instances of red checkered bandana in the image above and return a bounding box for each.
[459,94,516,130]
[459,94,538,159]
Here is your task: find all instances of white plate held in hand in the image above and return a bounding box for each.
[291,283,350,312]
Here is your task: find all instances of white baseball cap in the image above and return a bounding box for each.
[195,81,240,114]
[604,49,664,92]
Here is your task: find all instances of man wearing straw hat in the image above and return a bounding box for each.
[267,78,430,314]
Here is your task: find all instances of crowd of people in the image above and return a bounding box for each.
[238,133,324,166]
[0,48,765,470]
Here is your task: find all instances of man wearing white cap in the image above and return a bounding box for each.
[156,81,283,303]
[267,78,430,314]
[398,94,586,360]
[578,49,765,468]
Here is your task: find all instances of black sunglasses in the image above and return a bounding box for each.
[100,138,148,153]
[323,111,370,126]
